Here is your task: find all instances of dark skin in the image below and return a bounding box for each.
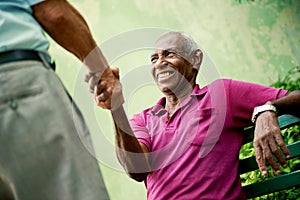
[95,32,300,181]
[95,33,204,181]
[254,92,300,175]
[32,0,122,109]
[110,106,150,181]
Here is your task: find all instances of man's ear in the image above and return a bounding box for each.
[191,49,203,71]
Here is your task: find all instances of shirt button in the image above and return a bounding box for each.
[9,99,18,110]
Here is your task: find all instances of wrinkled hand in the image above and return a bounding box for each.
[84,68,124,110]
[253,111,290,175]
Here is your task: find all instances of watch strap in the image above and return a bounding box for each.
[251,104,277,123]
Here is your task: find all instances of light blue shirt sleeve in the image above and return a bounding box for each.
[0,0,51,62]
[25,0,45,6]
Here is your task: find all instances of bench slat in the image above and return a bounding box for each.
[239,141,300,174]
[243,170,300,198]
[240,114,300,198]
[279,114,300,129]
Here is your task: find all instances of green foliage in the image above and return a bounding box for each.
[270,66,300,91]
[240,66,300,199]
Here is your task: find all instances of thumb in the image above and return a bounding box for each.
[111,67,120,79]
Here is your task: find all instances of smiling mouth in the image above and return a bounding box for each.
[157,71,175,80]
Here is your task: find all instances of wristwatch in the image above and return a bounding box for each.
[251,104,277,123]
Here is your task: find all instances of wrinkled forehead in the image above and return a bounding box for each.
[153,33,188,54]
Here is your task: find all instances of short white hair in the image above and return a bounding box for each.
[157,31,199,57]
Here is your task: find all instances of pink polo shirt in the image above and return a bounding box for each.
[130,79,288,200]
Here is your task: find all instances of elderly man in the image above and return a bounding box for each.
[95,31,300,199]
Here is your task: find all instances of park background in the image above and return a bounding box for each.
[48,0,300,199]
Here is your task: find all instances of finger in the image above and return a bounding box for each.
[274,132,290,160]
[271,132,288,168]
[88,76,100,93]
[89,86,94,94]
[84,73,92,83]
[262,142,281,174]
[94,95,108,108]
[94,80,106,96]
[99,97,111,109]
[96,89,124,111]
[96,91,109,102]
[95,100,109,109]
[88,77,97,93]
[267,140,282,174]
[111,68,120,79]
[267,161,279,175]
[100,90,117,110]
[254,141,268,175]
[95,90,111,103]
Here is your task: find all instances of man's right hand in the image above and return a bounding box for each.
[85,68,124,110]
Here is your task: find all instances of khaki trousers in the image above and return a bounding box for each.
[0,60,109,200]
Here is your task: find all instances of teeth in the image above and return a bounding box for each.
[158,72,171,79]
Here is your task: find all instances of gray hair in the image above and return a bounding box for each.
[157,31,199,57]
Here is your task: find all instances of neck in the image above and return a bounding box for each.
[166,95,180,108]
[165,83,194,114]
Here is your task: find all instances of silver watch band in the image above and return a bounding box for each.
[251,104,277,123]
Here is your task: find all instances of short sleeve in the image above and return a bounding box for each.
[130,113,151,151]
[25,0,45,6]
[228,79,288,127]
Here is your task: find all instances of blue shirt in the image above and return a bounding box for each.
[0,0,51,62]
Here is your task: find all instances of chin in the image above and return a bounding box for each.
[159,85,175,95]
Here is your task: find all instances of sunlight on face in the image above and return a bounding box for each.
[150,32,197,95]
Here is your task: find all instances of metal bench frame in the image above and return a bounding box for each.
[239,114,300,198]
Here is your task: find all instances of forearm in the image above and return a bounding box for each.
[267,90,300,116]
[111,106,150,182]
[32,0,108,72]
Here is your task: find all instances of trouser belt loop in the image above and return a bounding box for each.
[37,52,56,71]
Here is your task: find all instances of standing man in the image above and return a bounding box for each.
[0,0,121,199]
[94,31,300,199]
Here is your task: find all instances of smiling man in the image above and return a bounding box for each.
[150,32,202,116]
[94,31,300,200]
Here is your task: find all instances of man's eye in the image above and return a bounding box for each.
[151,57,158,63]
[165,51,176,57]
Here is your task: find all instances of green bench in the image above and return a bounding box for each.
[239,114,300,199]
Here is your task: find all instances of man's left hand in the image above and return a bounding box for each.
[253,111,290,175]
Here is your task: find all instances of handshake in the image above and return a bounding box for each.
[84,67,124,110]
[83,46,124,110]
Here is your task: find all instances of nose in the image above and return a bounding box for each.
[151,54,168,78]
[153,55,168,69]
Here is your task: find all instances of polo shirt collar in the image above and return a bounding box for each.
[151,84,208,116]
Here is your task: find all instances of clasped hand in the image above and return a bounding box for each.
[84,67,124,110]
[253,111,290,175]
